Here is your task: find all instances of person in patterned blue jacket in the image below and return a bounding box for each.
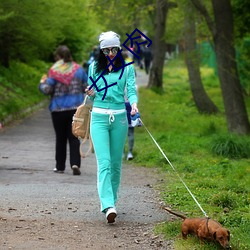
[39,45,88,175]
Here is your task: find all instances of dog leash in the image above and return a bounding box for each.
[139,118,209,218]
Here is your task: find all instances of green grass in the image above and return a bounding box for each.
[0,60,50,123]
[129,59,250,250]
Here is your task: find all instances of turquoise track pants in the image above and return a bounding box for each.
[90,111,128,212]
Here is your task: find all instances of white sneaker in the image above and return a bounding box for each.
[53,168,64,173]
[127,152,133,160]
[105,207,117,223]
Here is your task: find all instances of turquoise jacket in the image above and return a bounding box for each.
[87,62,138,110]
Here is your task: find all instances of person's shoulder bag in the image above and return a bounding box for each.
[72,95,93,158]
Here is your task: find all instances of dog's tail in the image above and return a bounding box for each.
[162,206,187,220]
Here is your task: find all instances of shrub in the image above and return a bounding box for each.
[210,191,237,209]
[210,135,250,159]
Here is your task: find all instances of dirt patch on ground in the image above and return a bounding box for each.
[0,216,174,249]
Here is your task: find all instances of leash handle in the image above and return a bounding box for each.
[139,118,209,218]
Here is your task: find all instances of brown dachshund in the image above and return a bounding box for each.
[162,207,231,249]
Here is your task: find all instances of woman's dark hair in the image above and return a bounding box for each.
[95,48,125,74]
[54,45,73,63]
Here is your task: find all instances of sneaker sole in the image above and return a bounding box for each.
[107,212,117,223]
[53,170,64,173]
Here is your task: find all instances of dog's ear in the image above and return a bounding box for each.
[213,231,217,240]
[227,230,230,240]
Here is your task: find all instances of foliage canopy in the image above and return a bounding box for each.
[0,0,99,66]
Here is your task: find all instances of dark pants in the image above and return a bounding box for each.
[144,59,151,74]
[127,127,134,152]
[51,110,80,171]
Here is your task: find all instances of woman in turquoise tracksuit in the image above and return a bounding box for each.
[86,31,138,223]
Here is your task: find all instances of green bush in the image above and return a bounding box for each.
[0,60,49,122]
[210,191,238,209]
[210,135,250,159]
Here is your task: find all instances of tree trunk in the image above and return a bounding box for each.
[148,0,168,89]
[191,0,250,134]
[184,4,218,114]
[212,0,250,134]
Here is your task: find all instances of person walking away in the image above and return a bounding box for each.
[143,46,152,74]
[85,31,138,223]
[39,45,88,175]
[86,46,99,71]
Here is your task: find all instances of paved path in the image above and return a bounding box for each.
[135,68,149,88]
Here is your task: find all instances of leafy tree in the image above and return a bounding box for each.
[91,0,155,43]
[232,0,250,39]
[0,0,99,67]
[148,0,177,89]
[232,0,250,95]
[190,0,250,134]
[183,1,218,114]
[0,0,57,66]
[156,0,218,113]
[164,1,184,44]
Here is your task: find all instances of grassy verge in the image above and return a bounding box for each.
[0,60,50,124]
[129,59,250,250]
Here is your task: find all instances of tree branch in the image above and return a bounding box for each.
[190,0,216,37]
